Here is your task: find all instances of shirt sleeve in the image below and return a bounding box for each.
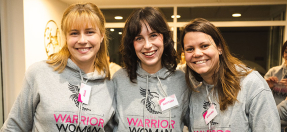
[277,100,287,121]
[264,68,273,79]
[247,87,280,131]
[1,73,39,132]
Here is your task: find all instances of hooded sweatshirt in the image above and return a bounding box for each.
[265,63,287,130]
[1,59,115,132]
[112,65,189,132]
[188,70,280,132]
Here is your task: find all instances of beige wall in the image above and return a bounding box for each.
[1,0,68,121]
[1,0,26,121]
[24,0,68,70]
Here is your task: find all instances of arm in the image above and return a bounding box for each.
[277,98,287,121]
[248,89,280,132]
[1,74,38,131]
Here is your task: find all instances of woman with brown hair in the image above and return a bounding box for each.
[1,3,114,131]
[112,7,189,132]
[181,18,280,131]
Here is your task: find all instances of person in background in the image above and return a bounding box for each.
[265,41,287,132]
[107,56,121,78]
[1,3,115,131]
[177,51,186,72]
[181,18,280,132]
[112,7,189,132]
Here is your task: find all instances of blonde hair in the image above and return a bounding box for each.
[46,3,110,79]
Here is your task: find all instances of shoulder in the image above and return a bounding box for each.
[23,60,53,82]
[268,65,282,71]
[172,69,185,78]
[26,60,51,75]
[112,68,128,79]
[266,65,283,74]
[241,70,271,97]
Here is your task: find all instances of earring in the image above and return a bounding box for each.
[219,52,222,55]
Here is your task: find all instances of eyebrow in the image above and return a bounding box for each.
[86,28,96,30]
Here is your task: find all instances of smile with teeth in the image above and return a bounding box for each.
[143,51,156,56]
[77,48,91,51]
[194,60,207,64]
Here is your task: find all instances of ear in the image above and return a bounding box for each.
[218,47,222,55]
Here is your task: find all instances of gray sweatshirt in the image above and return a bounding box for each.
[188,70,280,132]
[264,63,287,130]
[112,65,189,132]
[1,59,115,132]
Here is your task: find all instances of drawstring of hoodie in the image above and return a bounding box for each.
[156,76,171,131]
[205,85,213,131]
[76,69,88,130]
[143,76,149,131]
[143,75,172,131]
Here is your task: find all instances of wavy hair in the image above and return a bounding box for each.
[46,3,110,79]
[120,7,177,83]
[181,18,252,111]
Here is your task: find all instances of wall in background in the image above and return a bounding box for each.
[24,0,68,70]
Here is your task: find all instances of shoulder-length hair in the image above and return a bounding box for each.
[121,7,177,83]
[46,2,110,79]
[181,18,251,111]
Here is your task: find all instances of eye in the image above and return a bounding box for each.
[185,47,194,53]
[201,44,210,49]
[88,31,95,34]
[151,33,158,38]
[69,32,78,36]
[135,37,143,41]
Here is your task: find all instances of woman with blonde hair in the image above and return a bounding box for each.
[1,3,115,131]
[181,18,280,131]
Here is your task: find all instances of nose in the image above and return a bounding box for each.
[192,48,203,58]
[78,34,87,44]
[143,40,152,49]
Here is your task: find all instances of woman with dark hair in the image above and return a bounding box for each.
[181,18,279,131]
[265,41,287,132]
[112,7,189,131]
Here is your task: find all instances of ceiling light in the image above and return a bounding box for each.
[119,32,122,35]
[232,13,241,17]
[110,29,114,32]
[114,16,123,20]
[171,15,181,18]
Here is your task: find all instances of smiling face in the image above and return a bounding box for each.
[66,24,103,67]
[133,22,164,73]
[184,31,221,81]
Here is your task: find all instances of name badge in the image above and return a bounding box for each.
[158,94,179,111]
[203,104,218,124]
[78,83,91,105]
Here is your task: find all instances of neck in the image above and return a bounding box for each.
[72,60,95,73]
[202,75,214,85]
[141,63,162,74]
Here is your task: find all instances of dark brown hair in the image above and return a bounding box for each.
[181,18,252,111]
[281,41,287,57]
[120,7,177,83]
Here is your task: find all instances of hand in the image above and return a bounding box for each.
[266,76,278,88]
[279,78,287,86]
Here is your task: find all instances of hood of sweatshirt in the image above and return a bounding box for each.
[66,58,106,81]
[136,63,172,80]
